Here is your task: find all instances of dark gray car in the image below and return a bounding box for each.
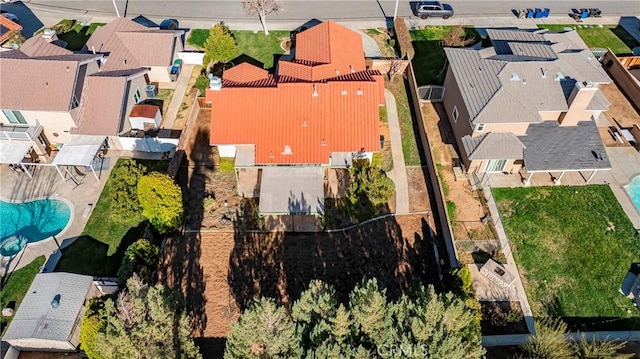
[414,1,454,19]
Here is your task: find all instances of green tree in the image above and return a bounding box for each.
[346,160,395,207]
[522,317,573,359]
[203,22,237,68]
[117,238,160,285]
[292,280,337,348]
[137,172,184,233]
[225,298,302,359]
[93,276,201,359]
[79,298,107,359]
[195,75,210,96]
[109,159,146,221]
[349,278,389,348]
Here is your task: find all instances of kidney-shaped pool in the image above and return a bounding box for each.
[0,199,71,256]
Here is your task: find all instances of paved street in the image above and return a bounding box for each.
[17,0,640,24]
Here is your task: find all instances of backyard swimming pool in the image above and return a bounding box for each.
[625,176,640,213]
[0,199,71,256]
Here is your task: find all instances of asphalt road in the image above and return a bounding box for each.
[16,0,640,21]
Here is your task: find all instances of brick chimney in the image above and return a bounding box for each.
[559,81,598,127]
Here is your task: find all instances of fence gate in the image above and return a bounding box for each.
[418,85,445,102]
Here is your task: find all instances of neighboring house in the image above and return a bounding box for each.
[85,17,184,83]
[0,16,22,47]
[0,36,102,153]
[206,21,385,215]
[442,28,612,184]
[2,272,98,352]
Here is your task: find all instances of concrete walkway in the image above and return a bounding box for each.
[161,64,195,130]
[603,146,640,229]
[384,89,410,215]
[480,182,536,335]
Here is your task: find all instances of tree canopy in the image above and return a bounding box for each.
[109,159,146,221]
[203,22,237,67]
[137,172,184,233]
[346,159,395,208]
[225,278,484,358]
[81,276,201,359]
[117,238,160,285]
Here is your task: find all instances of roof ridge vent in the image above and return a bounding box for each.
[510,73,521,81]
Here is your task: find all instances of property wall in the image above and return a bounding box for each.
[6,338,75,352]
[177,51,204,65]
[602,50,640,113]
[20,110,74,145]
[442,66,473,167]
[473,122,530,137]
[147,66,171,83]
[217,145,237,158]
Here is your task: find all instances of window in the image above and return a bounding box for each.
[2,110,26,124]
[485,159,507,173]
[452,106,459,123]
[476,123,485,132]
[134,88,141,103]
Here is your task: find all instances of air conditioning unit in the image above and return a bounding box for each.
[145,85,157,98]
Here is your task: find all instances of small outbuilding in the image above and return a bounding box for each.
[129,104,162,130]
[2,272,96,352]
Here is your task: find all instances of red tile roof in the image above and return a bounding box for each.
[0,16,22,45]
[130,104,159,119]
[207,21,384,165]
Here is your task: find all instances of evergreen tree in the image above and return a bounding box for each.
[348,278,390,348]
[292,280,337,347]
[92,276,201,359]
[109,159,146,220]
[225,298,302,359]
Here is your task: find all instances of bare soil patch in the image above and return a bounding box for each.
[600,83,640,128]
[18,353,82,359]
[421,103,493,241]
[406,166,431,213]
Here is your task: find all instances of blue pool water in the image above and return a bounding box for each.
[625,176,640,213]
[0,199,71,253]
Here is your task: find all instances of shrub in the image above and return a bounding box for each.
[137,172,184,233]
[79,298,107,359]
[393,17,415,60]
[109,159,146,221]
[117,239,160,285]
[203,22,237,67]
[442,26,475,47]
[52,19,74,34]
[203,196,217,213]
[195,75,210,97]
[346,159,394,207]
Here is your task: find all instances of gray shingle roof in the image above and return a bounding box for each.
[462,132,525,160]
[487,28,547,54]
[507,42,558,60]
[520,120,610,172]
[444,47,506,120]
[2,273,93,343]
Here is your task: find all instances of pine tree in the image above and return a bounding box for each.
[349,278,390,348]
[292,280,337,347]
[225,298,302,359]
[92,276,201,359]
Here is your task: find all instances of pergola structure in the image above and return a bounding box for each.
[51,135,108,183]
[0,141,35,178]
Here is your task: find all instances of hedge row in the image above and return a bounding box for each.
[393,17,415,60]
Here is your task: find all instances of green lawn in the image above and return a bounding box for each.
[81,159,168,255]
[411,26,480,86]
[385,78,421,166]
[52,20,105,51]
[494,185,640,330]
[538,25,639,55]
[188,29,289,69]
[1,256,45,333]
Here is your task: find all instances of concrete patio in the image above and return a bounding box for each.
[0,154,117,275]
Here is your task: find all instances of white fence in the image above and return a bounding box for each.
[117,136,179,152]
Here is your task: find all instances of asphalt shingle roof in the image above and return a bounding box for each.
[520,120,610,171]
[462,132,525,160]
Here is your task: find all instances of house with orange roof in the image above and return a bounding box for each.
[206,21,385,215]
[0,16,22,47]
[85,17,184,83]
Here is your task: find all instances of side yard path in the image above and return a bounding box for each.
[384,89,410,214]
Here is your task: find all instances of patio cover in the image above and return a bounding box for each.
[259,167,324,215]
[52,135,107,181]
[0,141,32,164]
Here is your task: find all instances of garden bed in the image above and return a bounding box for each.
[480,301,528,336]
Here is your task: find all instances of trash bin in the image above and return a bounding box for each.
[170,64,180,81]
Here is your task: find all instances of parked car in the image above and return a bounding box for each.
[1,11,19,23]
[414,1,454,19]
[159,19,179,30]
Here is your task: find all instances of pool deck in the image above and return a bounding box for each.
[0,156,117,275]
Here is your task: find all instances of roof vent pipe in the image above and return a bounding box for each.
[510,73,520,81]
[541,69,547,78]
[51,294,61,309]
[312,84,318,97]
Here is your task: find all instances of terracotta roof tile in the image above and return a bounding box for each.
[223,63,270,83]
[0,16,22,45]
[208,21,384,165]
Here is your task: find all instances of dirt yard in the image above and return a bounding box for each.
[406,166,432,213]
[600,83,640,129]
[160,214,436,343]
[421,103,492,241]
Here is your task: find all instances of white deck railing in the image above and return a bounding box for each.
[0,120,42,141]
